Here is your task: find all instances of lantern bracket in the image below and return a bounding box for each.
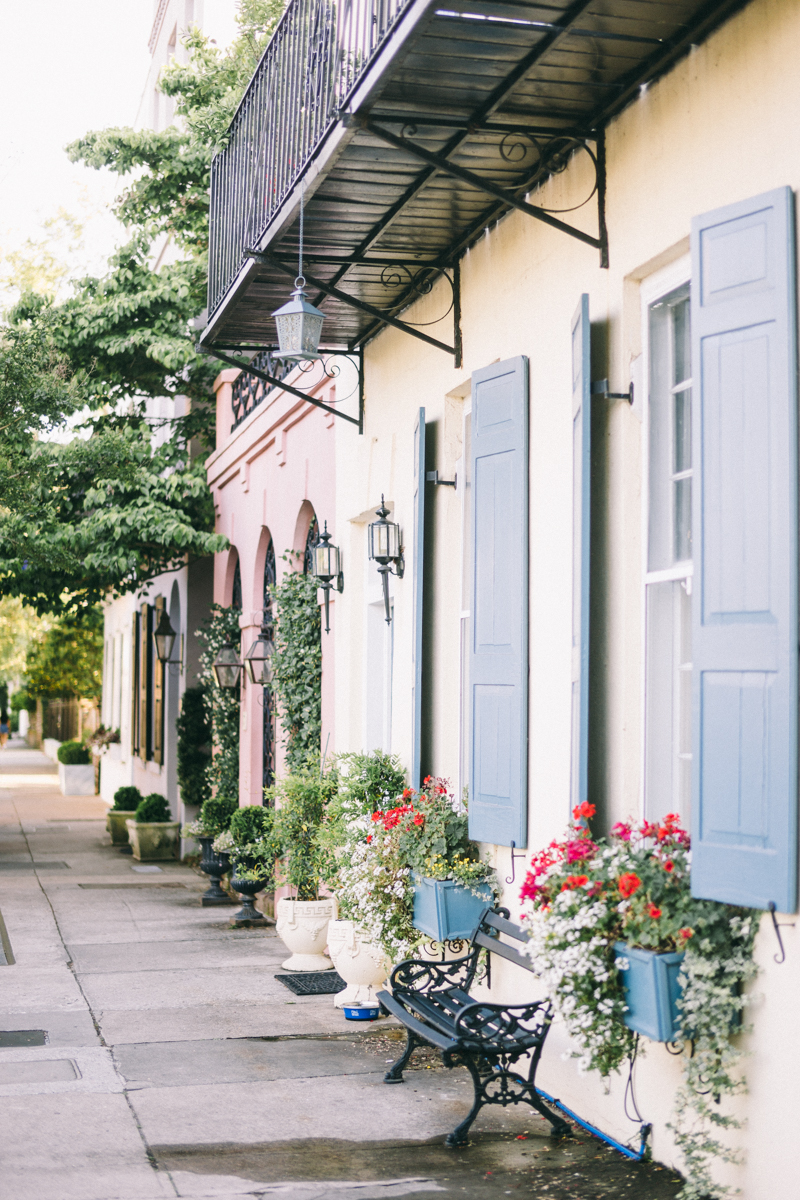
[592,378,633,404]
[426,471,456,488]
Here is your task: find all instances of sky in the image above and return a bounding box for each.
[0,1,157,291]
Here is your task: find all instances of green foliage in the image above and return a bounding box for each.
[198,794,238,837]
[197,605,241,804]
[223,804,281,888]
[394,777,496,893]
[317,751,406,889]
[135,793,172,823]
[25,609,103,697]
[112,785,142,812]
[270,558,322,771]
[229,804,275,848]
[267,760,338,901]
[176,686,212,810]
[56,740,90,765]
[9,689,35,713]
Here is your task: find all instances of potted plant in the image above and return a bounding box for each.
[267,761,338,971]
[57,740,95,796]
[126,793,180,861]
[107,786,142,849]
[391,776,496,943]
[182,794,238,905]
[519,803,759,1195]
[318,751,407,1006]
[214,804,280,924]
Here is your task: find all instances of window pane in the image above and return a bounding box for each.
[672,295,690,386]
[645,580,692,825]
[674,388,691,473]
[674,477,692,562]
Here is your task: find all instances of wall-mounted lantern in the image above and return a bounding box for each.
[244,620,274,686]
[368,496,404,624]
[153,610,181,668]
[310,522,344,634]
[212,643,243,688]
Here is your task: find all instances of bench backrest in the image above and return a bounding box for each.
[472,906,535,973]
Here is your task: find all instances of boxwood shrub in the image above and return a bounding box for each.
[57,741,91,765]
[135,793,172,823]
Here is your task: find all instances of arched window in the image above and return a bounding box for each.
[303,514,319,575]
[263,540,276,793]
[232,559,242,610]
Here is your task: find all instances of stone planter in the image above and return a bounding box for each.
[327,918,391,1008]
[412,875,493,942]
[276,897,335,971]
[58,763,96,796]
[198,837,233,906]
[107,810,136,846]
[230,859,267,923]
[125,820,180,862]
[615,942,685,1042]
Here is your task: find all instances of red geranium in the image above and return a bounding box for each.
[618,872,642,899]
[561,874,589,892]
[647,903,662,919]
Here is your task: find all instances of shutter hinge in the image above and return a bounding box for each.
[426,470,457,488]
[592,378,633,404]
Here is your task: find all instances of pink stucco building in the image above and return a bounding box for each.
[207,364,339,807]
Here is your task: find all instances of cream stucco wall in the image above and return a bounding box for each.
[331,0,800,1193]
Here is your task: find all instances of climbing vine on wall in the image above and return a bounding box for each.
[175,686,212,810]
[270,554,322,773]
[197,604,241,804]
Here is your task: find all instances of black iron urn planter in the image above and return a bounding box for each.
[198,837,233,907]
[230,858,269,925]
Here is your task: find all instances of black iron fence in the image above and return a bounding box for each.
[208,0,413,317]
[43,698,80,743]
[230,350,294,427]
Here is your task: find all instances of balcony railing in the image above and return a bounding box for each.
[208,0,413,318]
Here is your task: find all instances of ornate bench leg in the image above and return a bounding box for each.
[530,1091,571,1138]
[384,1027,421,1083]
[445,1054,484,1147]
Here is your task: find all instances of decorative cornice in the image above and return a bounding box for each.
[148,0,170,53]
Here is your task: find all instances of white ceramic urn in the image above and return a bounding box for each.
[276,897,335,971]
[327,918,391,1008]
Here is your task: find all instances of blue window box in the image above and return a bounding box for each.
[614,942,685,1043]
[412,875,493,942]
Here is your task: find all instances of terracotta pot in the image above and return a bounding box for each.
[107,810,136,845]
[125,820,180,862]
[276,897,334,971]
[327,918,391,1007]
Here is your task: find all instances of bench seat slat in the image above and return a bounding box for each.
[377,990,456,1052]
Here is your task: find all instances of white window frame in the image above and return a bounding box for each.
[457,397,472,803]
[640,253,692,820]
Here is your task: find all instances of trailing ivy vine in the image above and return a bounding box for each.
[270,554,321,773]
[197,604,241,804]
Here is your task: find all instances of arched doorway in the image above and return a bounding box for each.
[232,559,242,610]
[262,540,276,794]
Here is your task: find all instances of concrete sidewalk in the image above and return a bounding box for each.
[0,740,682,1200]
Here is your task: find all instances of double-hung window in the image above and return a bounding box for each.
[644,272,692,825]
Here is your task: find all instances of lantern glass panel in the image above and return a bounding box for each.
[244,633,273,686]
[313,543,339,579]
[212,644,241,689]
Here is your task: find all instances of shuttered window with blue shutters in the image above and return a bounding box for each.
[411,408,426,791]
[468,357,529,848]
[571,296,591,812]
[690,186,798,913]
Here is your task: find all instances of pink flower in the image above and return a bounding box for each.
[611,822,632,841]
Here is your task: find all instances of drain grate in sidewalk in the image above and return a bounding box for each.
[276,971,346,995]
[78,882,191,889]
[0,1031,47,1047]
[0,862,70,871]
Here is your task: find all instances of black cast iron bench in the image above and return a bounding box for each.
[377,906,570,1147]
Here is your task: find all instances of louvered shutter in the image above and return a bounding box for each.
[468,357,529,848]
[139,604,150,763]
[131,611,141,757]
[691,186,798,913]
[411,408,426,791]
[153,597,165,767]
[571,295,591,812]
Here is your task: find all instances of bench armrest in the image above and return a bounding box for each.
[453,998,553,1047]
[390,951,477,994]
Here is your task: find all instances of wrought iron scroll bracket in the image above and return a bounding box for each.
[505,841,528,886]
[767,902,794,965]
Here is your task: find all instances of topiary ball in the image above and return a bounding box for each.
[57,741,91,765]
[112,785,142,812]
[135,793,172,823]
[199,794,238,836]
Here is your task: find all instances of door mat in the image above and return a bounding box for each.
[275,970,346,995]
[77,882,191,889]
[0,1030,47,1047]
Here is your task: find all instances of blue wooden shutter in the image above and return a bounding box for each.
[468,357,529,848]
[571,296,591,812]
[691,186,798,912]
[411,407,426,791]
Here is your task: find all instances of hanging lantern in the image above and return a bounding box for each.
[310,522,343,634]
[153,610,177,664]
[368,496,404,624]
[212,643,242,689]
[272,278,325,362]
[244,623,274,686]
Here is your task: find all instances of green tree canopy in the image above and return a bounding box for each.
[26,608,103,700]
